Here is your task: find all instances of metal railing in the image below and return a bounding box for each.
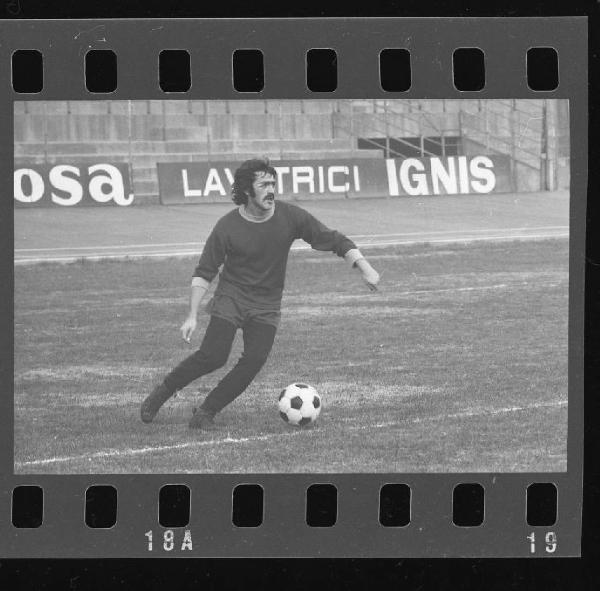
[459,112,543,169]
[458,102,546,168]
[367,106,443,157]
[331,99,442,159]
[333,117,437,159]
[458,99,568,191]
[367,99,450,156]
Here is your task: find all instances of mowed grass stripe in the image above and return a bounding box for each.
[15,399,566,468]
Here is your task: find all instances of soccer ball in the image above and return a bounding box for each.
[278,383,321,427]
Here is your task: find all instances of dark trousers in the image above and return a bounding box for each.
[162,315,277,414]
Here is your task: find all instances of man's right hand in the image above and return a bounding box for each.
[180,316,198,343]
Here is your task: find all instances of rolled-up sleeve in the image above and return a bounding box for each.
[193,224,227,282]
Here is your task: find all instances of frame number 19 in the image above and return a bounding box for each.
[527,532,557,554]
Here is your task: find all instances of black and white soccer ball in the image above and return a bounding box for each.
[278,383,321,427]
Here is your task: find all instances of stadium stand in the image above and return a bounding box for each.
[14,99,569,204]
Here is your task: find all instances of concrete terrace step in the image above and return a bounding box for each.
[15,149,385,172]
[333,112,459,138]
[148,100,202,115]
[16,142,130,156]
[278,149,383,160]
[207,138,355,152]
[15,113,209,143]
[207,113,336,141]
[131,167,157,181]
[128,150,379,168]
[15,114,161,142]
[156,113,209,127]
[14,154,132,166]
[14,100,337,117]
[15,140,218,156]
[225,102,274,115]
[15,137,354,157]
[131,140,209,153]
[164,127,209,141]
[185,100,339,115]
[130,154,202,167]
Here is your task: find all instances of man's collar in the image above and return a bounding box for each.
[239,203,275,223]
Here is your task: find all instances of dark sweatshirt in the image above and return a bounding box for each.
[193,201,356,310]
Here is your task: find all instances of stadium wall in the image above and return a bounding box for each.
[13,155,513,207]
[157,155,514,205]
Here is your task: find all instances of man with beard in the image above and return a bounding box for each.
[141,158,380,429]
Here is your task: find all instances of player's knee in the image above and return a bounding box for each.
[210,351,229,370]
[198,348,229,370]
[242,350,270,370]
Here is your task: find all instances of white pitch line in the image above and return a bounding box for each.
[15,226,569,253]
[14,432,306,467]
[347,226,568,239]
[375,280,564,298]
[14,399,567,468]
[16,241,207,253]
[14,232,569,265]
[373,399,568,428]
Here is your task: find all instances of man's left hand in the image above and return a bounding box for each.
[355,259,380,291]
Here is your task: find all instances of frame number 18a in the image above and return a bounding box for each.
[145,529,193,552]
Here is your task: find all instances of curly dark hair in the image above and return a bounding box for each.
[231,158,277,205]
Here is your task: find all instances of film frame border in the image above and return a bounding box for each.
[0,17,587,558]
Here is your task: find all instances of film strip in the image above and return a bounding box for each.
[0,17,587,558]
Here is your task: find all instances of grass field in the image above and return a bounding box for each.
[13,236,568,474]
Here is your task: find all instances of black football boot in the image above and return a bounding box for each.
[188,407,217,430]
[140,383,175,423]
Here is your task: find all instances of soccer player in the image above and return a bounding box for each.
[141,158,380,429]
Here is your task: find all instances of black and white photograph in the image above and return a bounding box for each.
[13,98,570,474]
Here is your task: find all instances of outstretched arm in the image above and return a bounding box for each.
[296,207,356,258]
[296,207,380,291]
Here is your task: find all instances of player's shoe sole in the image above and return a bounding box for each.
[188,407,217,430]
[140,383,174,423]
